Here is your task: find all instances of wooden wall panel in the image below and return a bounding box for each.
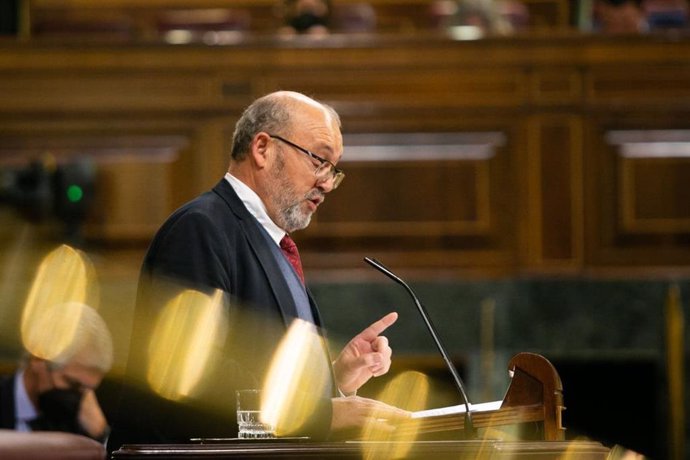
[0,71,232,113]
[265,69,527,109]
[585,126,690,267]
[1,35,690,274]
[586,65,690,108]
[0,133,191,241]
[91,160,174,240]
[300,132,515,270]
[612,131,690,235]
[523,116,583,270]
[529,68,582,105]
[619,159,690,233]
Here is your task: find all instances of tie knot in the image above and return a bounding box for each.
[280,234,297,253]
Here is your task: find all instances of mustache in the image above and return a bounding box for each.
[305,189,325,203]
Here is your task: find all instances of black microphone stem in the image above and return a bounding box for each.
[364,257,476,439]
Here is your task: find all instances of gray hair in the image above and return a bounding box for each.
[42,302,114,374]
[230,91,341,161]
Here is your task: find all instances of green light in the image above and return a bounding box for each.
[66,185,83,203]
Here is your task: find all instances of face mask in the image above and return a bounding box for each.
[290,12,328,33]
[30,388,83,433]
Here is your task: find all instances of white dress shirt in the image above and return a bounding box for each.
[13,370,37,432]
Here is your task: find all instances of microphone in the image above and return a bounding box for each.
[364,257,476,439]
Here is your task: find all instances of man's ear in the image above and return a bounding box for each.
[250,132,272,169]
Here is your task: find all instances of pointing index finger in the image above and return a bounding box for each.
[356,312,398,342]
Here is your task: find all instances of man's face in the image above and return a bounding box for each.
[28,358,104,428]
[30,357,103,396]
[49,361,103,393]
[265,105,343,233]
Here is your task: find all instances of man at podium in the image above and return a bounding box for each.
[108,91,409,452]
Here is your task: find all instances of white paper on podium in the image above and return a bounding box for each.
[411,400,503,419]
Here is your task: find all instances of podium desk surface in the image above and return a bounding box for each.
[113,439,610,459]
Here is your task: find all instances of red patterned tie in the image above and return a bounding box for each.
[280,234,305,284]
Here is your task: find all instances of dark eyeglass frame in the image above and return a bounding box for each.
[268,134,345,189]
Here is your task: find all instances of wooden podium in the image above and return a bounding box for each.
[113,439,610,459]
[112,353,610,459]
[400,352,566,441]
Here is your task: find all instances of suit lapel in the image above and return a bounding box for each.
[212,179,336,395]
[211,180,300,327]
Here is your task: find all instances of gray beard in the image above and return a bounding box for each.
[270,155,313,233]
[280,201,312,233]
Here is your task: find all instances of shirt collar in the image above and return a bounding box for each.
[224,173,286,245]
[14,370,37,428]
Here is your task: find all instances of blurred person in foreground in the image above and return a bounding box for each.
[0,303,113,442]
[108,90,408,452]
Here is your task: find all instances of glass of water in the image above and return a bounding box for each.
[236,389,275,439]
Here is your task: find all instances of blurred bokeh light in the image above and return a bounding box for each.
[262,318,331,436]
[21,244,98,360]
[147,288,228,401]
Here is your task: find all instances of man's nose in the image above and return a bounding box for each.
[316,176,335,193]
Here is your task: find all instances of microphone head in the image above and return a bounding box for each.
[363,256,379,268]
[363,257,406,287]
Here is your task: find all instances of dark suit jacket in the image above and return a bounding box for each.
[109,179,334,451]
[0,375,16,430]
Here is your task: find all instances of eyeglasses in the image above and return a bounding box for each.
[269,134,345,190]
